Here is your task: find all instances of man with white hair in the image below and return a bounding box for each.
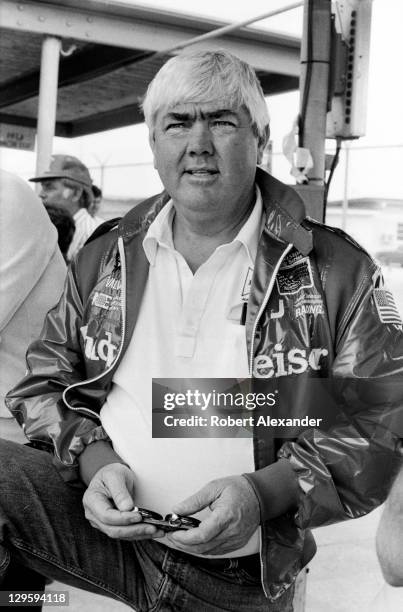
[2,50,403,611]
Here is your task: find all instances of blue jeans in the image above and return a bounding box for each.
[0,440,294,611]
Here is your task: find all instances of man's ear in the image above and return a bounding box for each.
[257,125,270,165]
[148,131,158,170]
[61,187,74,201]
[257,145,264,166]
[70,187,83,203]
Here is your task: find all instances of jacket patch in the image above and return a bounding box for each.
[294,293,324,319]
[269,299,285,320]
[106,276,122,291]
[92,292,112,310]
[81,326,118,368]
[253,345,328,378]
[373,289,403,327]
[90,271,123,316]
[276,254,313,295]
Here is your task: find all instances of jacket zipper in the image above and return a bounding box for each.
[249,242,293,375]
[248,241,292,599]
[62,236,127,417]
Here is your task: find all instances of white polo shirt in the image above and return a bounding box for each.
[100,189,263,557]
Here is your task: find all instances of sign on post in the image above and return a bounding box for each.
[0,123,35,151]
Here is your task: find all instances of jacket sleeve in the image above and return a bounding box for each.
[5,259,110,484]
[277,271,403,529]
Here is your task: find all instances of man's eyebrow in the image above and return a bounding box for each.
[164,112,192,121]
[164,109,239,121]
[204,110,239,120]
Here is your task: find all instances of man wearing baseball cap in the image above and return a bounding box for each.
[30,154,104,261]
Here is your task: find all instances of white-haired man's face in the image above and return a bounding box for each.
[150,100,260,227]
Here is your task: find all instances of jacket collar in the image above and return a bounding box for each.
[255,167,313,255]
[118,167,313,255]
[118,191,170,239]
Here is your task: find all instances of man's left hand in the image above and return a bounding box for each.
[167,475,260,555]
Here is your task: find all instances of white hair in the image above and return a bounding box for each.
[142,49,270,147]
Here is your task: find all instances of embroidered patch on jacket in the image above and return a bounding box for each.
[105,275,122,291]
[269,299,285,320]
[294,292,324,318]
[92,291,112,310]
[276,257,313,295]
[282,249,305,267]
[373,289,403,326]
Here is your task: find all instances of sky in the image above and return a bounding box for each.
[1,0,402,202]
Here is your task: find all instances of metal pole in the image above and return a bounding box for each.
[342,142,350,231]
[299,0,331,185]
[35,36,61,181]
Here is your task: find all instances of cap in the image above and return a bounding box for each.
[29,155,92,190]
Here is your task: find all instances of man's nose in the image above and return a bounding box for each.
[187,121,214,155]
[38,188,46,201]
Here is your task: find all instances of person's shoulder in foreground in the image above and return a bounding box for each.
[0,169,66,442]
[0,168,66,340]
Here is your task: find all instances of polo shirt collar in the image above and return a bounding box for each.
[142,187,263,267]
[234,185,263,266]
[143,201,175,265]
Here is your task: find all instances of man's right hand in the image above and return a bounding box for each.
[83,463,165,540]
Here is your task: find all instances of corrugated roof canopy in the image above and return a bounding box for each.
[0,0,301,137]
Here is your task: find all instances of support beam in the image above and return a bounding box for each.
[0,113,69,136]
[0,0,300,76]
[66,103,145,137]
[35,36,61,177]
[256,73,299,96]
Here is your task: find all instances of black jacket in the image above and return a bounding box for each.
[7,169,403,600]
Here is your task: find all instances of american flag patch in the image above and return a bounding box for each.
[373,289,403,325]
